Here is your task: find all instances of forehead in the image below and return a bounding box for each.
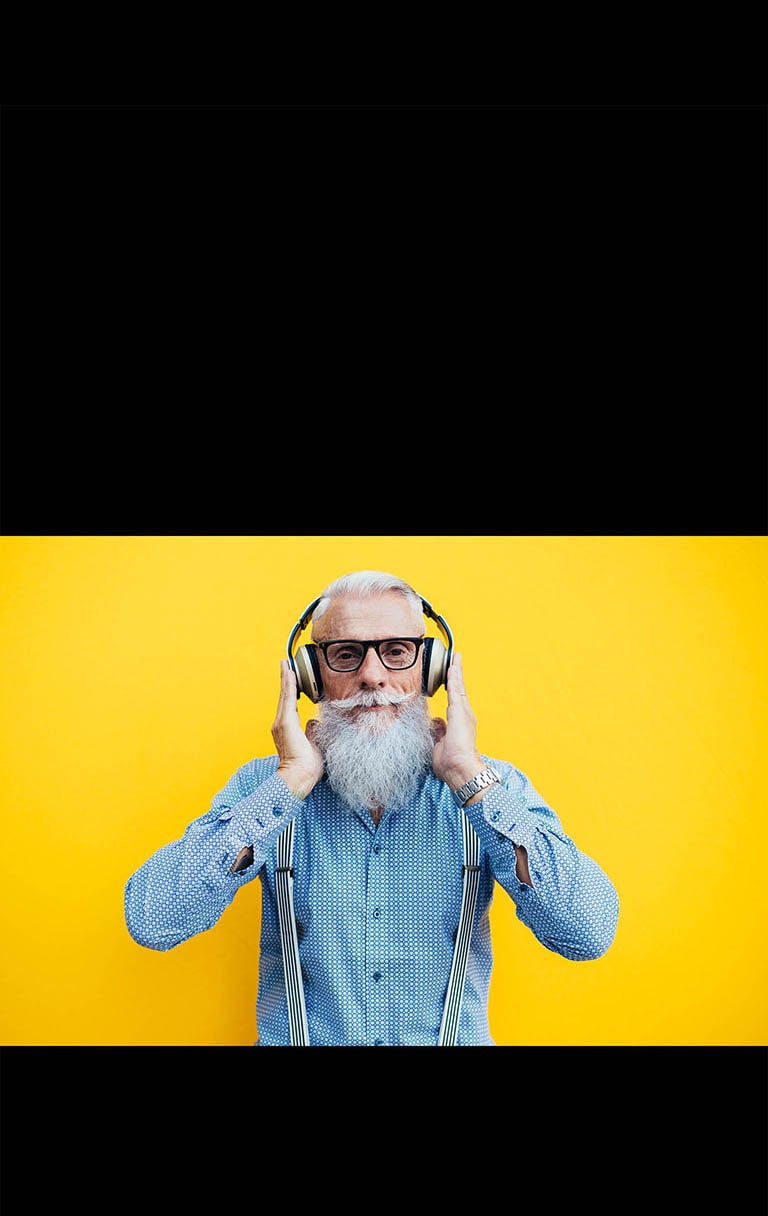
[312,592,423,640]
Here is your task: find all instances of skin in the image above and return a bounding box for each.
[236,592,531,882]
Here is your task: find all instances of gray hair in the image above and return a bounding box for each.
[311,570,424,625]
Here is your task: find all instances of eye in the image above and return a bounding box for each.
[334,644,360,661]
[382,640,407,657]
[324,642,365,670]
[380,639,418,667]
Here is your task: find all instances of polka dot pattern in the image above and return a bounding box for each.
[125,756,619,1045]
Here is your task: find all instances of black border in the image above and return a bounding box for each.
[1,1046,766,1205]
[2,104,766,536]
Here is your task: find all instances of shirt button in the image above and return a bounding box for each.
[373,971,381,982]
[272,806,282,817]
[373,908,381,919]
[373,843,380,854]
[374,1039,384,1046]
[490,811,499,822]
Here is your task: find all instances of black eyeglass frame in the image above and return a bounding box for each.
[315,637,426,672]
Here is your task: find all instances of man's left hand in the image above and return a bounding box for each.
[430,652,485,789]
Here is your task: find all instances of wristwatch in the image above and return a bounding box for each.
[451,765,501,808]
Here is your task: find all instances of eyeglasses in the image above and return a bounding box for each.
[316,637,425,673]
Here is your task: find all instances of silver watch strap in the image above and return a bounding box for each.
[452,766,500,808]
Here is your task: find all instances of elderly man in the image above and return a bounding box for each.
[125,569,619,1045]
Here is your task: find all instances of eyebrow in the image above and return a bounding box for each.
[316,635,424,646]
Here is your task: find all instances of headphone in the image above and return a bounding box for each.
[287,591,454,703]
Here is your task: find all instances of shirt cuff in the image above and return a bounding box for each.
[218,771,299,867]
[464,780,539,850]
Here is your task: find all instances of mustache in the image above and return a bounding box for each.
[327,689,416,710]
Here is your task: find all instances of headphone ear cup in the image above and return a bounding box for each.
[422,637,449,696]
[293,644,323,703]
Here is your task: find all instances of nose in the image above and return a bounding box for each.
[357,645,388,685]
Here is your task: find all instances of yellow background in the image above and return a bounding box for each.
[1,534,766,1046]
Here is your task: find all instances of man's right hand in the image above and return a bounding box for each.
[271,660,325,800]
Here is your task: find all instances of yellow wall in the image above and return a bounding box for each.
[1,534,766,1046]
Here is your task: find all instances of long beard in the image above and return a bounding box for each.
[314,690,434,812]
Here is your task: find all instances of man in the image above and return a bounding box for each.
[124,569,619,1045]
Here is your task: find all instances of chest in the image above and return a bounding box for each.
[274,801,472,940]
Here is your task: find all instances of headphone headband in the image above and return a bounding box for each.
[419,596,454,659]
[286,597,323,665]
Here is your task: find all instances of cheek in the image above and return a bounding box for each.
[323,672,357,700]
[401,667,424,696]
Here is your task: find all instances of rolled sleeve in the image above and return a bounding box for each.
[216,772,302,872]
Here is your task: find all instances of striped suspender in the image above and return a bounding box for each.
[437,809,481,1046]
[275,819,309,1046]
[276,809,480,1047]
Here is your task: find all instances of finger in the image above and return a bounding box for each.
[447,652,468,698]
[279,659,298,701]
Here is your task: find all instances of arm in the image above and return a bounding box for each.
[431,654,619,961]
[464,774,619,961]
[124,765,295,950]
[124,662,324,951]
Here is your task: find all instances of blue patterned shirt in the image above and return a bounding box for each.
[124,757,619,1045]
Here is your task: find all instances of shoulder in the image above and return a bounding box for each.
[230,754,281,796]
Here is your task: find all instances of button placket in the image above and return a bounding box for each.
[366,825,386,1046]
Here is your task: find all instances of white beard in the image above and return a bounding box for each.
[314,690,434,813]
